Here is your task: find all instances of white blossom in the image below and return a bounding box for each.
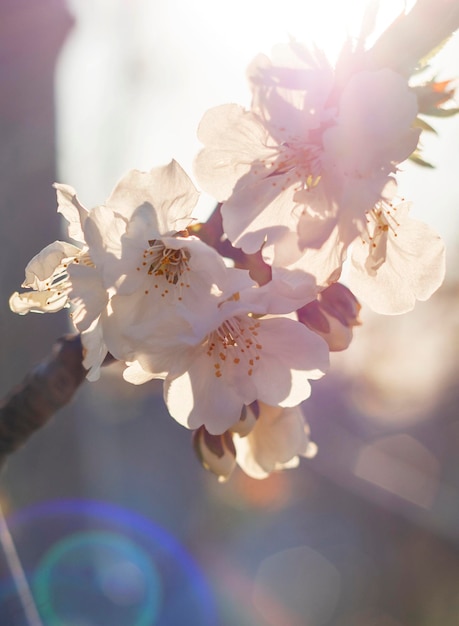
[347,199,446,314]
[233,402,318,479]
[74,160,260,378]
[163,291,329,434]
[195,42,420,292]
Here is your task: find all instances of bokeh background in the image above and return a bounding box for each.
[1,1,459,624]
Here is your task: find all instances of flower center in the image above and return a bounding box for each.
[206,316,263,378]
[45,252,93,308]
[361,200,402,273]
[137,239,191,300]
[268,141,322,193]
[366,200,401,243]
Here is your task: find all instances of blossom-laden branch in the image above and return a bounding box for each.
[3,0,459,481]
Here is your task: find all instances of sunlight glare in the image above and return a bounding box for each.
[175,0,416,67]
[57,0,417,216]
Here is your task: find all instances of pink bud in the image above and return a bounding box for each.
[298,283,361,351]
[192,426,237,481]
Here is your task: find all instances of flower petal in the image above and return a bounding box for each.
[54,183,89,244]
[68,263,108,332]
[221,172,299,253]
[123,361,159,384]
[105,160,198,233]
[195,104,274,200]
[234,403,315,479]
[9,290,68,315]
[164,360,245,435]
[80,318,108,381]
[349,212,445,314]
[22,241,81,289]
[249,317,329,407]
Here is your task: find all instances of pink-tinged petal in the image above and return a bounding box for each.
[239,269,319,315]
[195,104,274,200]
[98,292,188,370]
[319,70,420,234]
[165,304,328,436]
[349,215,446,314]
[234,403,315,479]
[105,160,198,232]
[296,189,337,250]
[135,344,190,380]
[257,316,330,377]
[221,172,299,253]
[54,183,89,244]
[193,427,237,482]
[277,368,315,408]
[248,43,334,137]
[332,69,419,164]
[322,70,420,189]
[298,283,361,351]
[250,317,329,407]
[22,241,81,289]
[84,211,130,296]
[230,405,257,436]
[68,263,108,332]
[266,226,346,290]
[84,205,128,264]
[80,318,108,381]
[123,361,159,385]
[263,229,304,267]
[164,359,245,435]
[168,240,255,338]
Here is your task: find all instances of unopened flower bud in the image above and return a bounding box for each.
[230,403,258,437]
[192,426,237,482]
[233,402,318,479]
[298,282,361,351]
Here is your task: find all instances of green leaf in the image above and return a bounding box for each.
[409,152,435,168]
[417,35,453,69]
[422,107,459,118]
[414,117,438,134]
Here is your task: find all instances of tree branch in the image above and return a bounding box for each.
[0,335,87,471]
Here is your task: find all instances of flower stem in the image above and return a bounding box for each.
[0,501,45,626]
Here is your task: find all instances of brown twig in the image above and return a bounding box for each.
[0,334,87,471]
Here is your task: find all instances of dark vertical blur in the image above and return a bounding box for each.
[0,0,73,392]
[0,2,89,504]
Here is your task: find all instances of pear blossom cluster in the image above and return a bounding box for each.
[10,25,454,481]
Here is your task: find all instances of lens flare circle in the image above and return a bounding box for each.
[33,530,161,626]
[6,499,217,626]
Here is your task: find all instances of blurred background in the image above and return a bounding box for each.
[1,0,459,624]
